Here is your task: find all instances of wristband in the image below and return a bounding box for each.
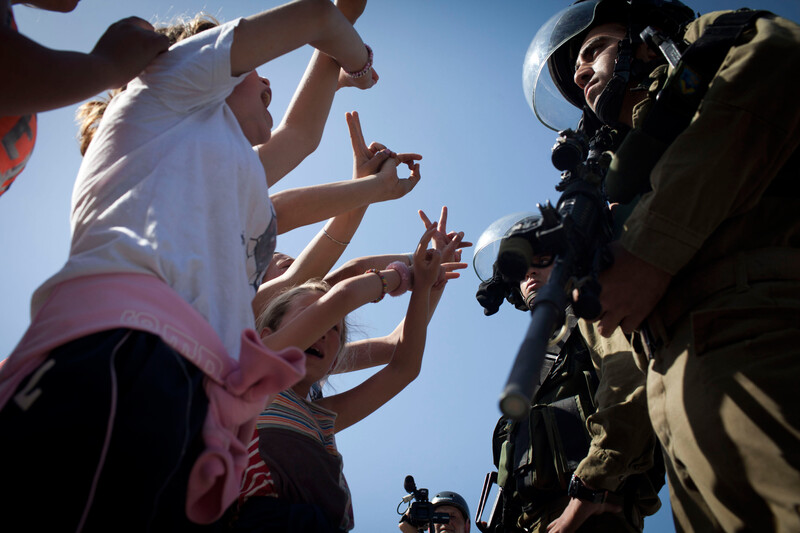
[365,268,387,302]
[344,44,373,79]
[386,261,411,296]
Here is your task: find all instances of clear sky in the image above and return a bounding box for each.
[2,0,798,531]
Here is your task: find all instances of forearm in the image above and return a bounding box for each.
[283,210,366,283]
[271,176,390,234]
[325,253,411,286]
[232,0,367,77]
[335,328,399,373]
[260,49,341,185]
[1,31,118,115]
[261,268,402,353]
[574,322,656,491]
[386,290,430,381]
[252,224,350,315]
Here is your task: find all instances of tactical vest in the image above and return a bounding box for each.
[490,314,599,530]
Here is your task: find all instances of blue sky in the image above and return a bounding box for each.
[2,1,798,531]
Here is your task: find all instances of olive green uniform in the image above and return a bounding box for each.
[526,323,662,532]
[619,11,800,532]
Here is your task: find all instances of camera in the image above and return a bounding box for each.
[399,475,450,530]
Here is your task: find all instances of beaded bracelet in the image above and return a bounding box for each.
[344,44,373,79]
[386,261,411,297]
[365,268,387,302]
[323,228,349,246]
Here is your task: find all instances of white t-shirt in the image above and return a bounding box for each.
[33,20,276,361]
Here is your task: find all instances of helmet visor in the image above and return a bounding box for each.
[473,212,538,281]
[522,0,599,131]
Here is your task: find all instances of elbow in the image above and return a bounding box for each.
[395,362,421,385]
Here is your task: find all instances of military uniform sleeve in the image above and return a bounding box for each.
[620,13,800,274]
[572,321,656,492]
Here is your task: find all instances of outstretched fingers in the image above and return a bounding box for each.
[415,226,438,257]
[345,111,366,151]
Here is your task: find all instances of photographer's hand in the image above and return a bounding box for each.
[398,510,418,533]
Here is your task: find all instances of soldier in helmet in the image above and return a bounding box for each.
[474,214,662,533]
[399,490,471,533]
[525,1,800,530]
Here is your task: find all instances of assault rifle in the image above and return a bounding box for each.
[476,122,618,420]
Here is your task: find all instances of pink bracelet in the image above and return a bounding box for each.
[387,261,411,297]
[344,44,373,79]
[365,268,387,303]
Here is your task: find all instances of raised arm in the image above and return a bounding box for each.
[253,112,421,312]
[283,110,411,288]
[230,0,371,78]
[0,15,168,115]
[259,227,439,355]
[316,233,440,431]
[324,253,411,287]
[331,208,469,374]
[319,227,466,432]
[270,154,420,234]
[236,0,376,184]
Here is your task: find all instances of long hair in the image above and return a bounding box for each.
[256,280,352,376]
[75,13,220,155]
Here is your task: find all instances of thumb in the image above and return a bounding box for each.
[362,150,393,175]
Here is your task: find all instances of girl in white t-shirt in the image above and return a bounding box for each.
[0,1,420,530]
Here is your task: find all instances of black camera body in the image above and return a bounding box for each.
[402,476,450,530]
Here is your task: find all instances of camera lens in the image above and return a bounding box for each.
[496,236,533,283]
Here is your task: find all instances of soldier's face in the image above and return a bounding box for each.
[519,260,554,302]
[573,23,627,114]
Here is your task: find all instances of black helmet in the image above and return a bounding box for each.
[431,491,470,523]
[523,0,695,130]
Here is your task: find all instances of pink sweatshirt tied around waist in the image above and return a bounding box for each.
[0,273,305,524]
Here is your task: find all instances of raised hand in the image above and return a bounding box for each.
[374,156,421,201]
[90,17,170,89]
[346,110,391,179]
[346,111,422,179]
[419,206,472,264]
[411,227,443,291]
[409,225,467,291]
[338,66,379,90]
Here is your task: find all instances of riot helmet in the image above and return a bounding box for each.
[523,0,695,130]
[431,491,470,523]
[473,211,539,283]
[474,212,552,313]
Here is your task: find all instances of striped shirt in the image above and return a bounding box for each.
[239,389,354,530]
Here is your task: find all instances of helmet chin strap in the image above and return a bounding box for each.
[524,291,537,310]
[594,34,634,126]
[594,29,667,126]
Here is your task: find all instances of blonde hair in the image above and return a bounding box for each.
[76,13,221,155]
[256,280,352,376]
